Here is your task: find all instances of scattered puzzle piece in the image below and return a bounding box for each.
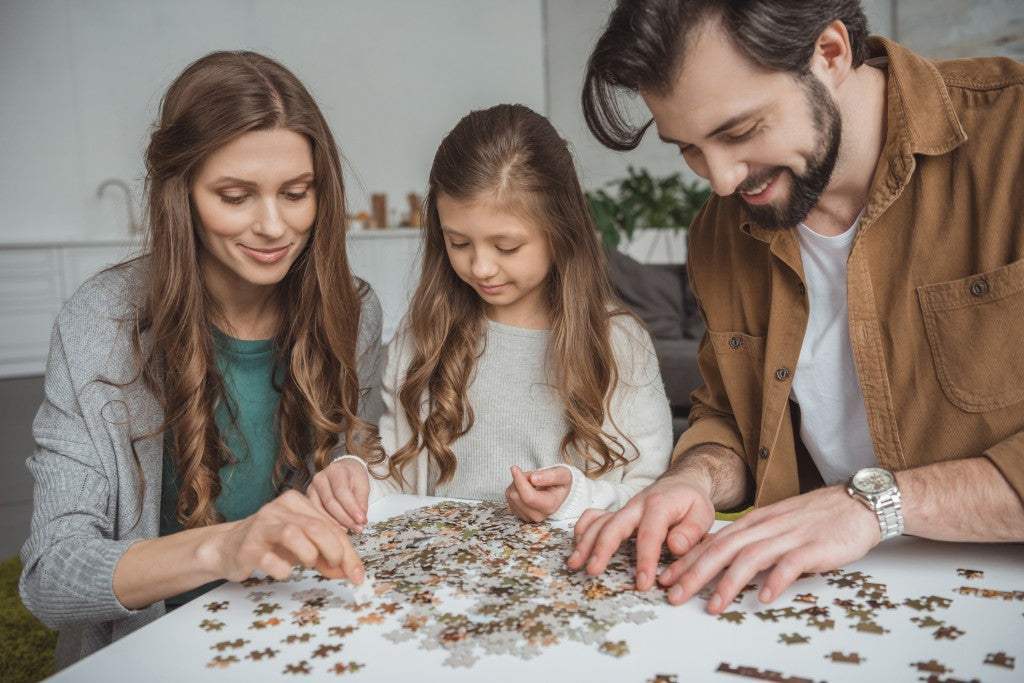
[598,640,629,657]
[205,655,238,669]
[825,651,864,664]
[331,661,365,675]
[933,625,965,640]
[778,632,810,645]
[984,652,1015,670]
[911,660,952,674]
[199,619,225,632]
[204,601,229,613]
[282,660,312,674]
[210,638,248,651]
[718,611,746,624]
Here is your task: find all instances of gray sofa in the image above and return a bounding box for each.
[605,247,704,442]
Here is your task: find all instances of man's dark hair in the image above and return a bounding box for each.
[583,0,870,150]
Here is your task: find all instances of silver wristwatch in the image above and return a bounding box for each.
[846,467,904,541]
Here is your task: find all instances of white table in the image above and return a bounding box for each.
[52,495,1024,682]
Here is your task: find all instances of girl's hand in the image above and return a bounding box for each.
[505,465,572,522]
[206,490,365,583]
[307,458,371,532]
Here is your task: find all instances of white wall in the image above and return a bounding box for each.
[0,0,546,243]
[543,0,895,192]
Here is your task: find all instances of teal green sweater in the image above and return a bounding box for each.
[160,330,281,607]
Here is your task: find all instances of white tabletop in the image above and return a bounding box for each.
[52,495,1024,682]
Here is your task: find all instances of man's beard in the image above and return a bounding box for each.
[738,75,842,230]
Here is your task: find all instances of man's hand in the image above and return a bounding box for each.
[567,472,716,591]
[658,485,881,612]
[506,465,572,522]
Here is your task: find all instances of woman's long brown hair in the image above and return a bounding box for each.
[134,51,380,528]
[390,104,635,487]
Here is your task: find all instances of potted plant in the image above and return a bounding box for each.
[586,167,710,259]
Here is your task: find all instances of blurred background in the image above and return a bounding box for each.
[0,0,1022,591]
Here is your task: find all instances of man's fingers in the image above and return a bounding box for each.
[585,511,642,576]
[666,516,797,606]
[633,504,675,591]
[705,535,799,613]
[573,508,604,542]
[665,517,712,557]
[759,545,821,604]
[568,511,614,570]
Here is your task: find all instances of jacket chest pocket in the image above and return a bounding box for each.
[917,257,1024,412]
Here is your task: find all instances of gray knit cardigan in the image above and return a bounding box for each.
[18,258,385,669]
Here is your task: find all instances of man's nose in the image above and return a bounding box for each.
[704,149,746,197]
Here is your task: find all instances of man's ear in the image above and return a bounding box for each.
[810,19,855,90]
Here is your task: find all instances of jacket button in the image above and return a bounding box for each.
[728,336,743,350]
[758,446,769,460]
[775,367,791,381]
[969,279,989,297]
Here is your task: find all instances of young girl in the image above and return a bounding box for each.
[20,52,378,668]
[309,104,671,527]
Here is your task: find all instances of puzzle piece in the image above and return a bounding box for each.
[598,640,629,657]
[824,651,864,664]
[984,652,1014,669]
[205,655,238,669]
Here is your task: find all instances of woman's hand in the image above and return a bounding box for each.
[307,457,371,532]
[505,465,573,523]
[203,490,365,583]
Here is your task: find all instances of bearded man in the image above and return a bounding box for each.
[569,0,1024,612]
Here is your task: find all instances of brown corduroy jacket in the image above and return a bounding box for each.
[675,37,1024,508]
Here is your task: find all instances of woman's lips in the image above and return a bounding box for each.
[239,244,290,264]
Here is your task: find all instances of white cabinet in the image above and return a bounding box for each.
[0,231,424,378]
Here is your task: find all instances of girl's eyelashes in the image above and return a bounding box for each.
[496,245,521,255]
[283,190,310,201]
[448,241,470,249]
[220,193,248,205]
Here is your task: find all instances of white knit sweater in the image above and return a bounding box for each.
[348,314,672,520]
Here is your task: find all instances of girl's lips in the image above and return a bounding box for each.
[478,282,508,295]
[239,244,290,264]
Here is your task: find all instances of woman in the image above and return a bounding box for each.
[19,51,381,668]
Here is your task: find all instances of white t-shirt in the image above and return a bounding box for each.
[791,218,879,485]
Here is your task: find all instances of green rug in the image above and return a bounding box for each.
[1,556,56,683]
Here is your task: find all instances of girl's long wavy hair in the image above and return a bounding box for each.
[389,104,634,487]
[135,51,381,529]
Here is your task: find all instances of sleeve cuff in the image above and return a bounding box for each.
[672,415,747,467]
[548,465,617,521]
[983,430,1024,506]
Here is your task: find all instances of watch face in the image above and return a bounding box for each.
[853,468,894,494]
